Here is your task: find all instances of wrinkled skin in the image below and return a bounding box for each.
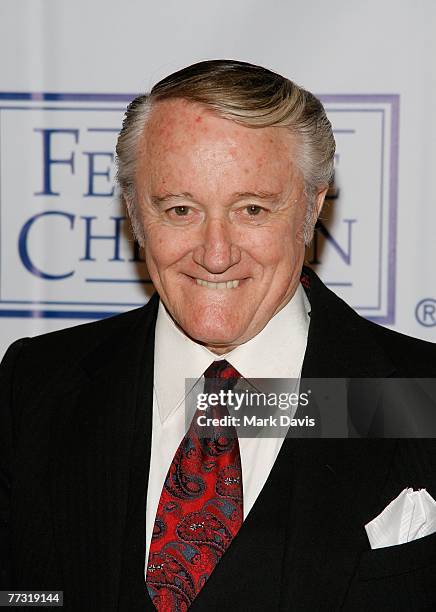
[134,99,327,353]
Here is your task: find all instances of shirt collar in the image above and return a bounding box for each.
[154,284,310,423]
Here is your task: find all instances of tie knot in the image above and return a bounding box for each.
[203,360,241,380]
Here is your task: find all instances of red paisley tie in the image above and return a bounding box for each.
[146,360,243,611]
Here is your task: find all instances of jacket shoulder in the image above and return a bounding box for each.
[0,295,158,393]
[302,265,436,377]
[17,305,144,360]
[365,319,436,375]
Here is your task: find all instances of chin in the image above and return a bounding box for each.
[182,318,243,349]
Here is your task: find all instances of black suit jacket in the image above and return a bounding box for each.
[1,267,436,611]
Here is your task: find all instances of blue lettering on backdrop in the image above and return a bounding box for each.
[415,299,436,327]
[18,210,145,281]
[309,219,356,265]
[83,151,114,197]
[18,211,75,279]
[34,129,79,196]
[22,126,135,280]
[81,215,124,262]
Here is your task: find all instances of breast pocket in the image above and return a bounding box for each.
[343,532,436,610]
[358,530,436,580]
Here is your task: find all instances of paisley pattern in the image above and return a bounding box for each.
[176,510,233,553]
[216,464,243,502]
[164,444,206,500]
[146,361,243,611]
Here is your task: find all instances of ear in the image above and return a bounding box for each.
[302,186,329,246]
[314,186,328,221]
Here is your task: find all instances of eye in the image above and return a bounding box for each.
[233,203,270,225]
[165,204,200,224]
[173,206,190,216]
[246,205,263,216]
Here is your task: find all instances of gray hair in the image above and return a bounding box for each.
[116,59,335,245]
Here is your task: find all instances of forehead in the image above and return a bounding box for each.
[135,99,300,193]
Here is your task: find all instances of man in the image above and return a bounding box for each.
[1,60,436,611]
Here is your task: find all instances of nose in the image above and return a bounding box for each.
[193,217,241,273]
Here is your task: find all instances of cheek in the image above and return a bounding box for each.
[145,226,194,267]
[245,223,301,267]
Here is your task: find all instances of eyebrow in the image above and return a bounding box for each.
[232,191,281,200]
[150,190,281,206]
[150,192,194,207]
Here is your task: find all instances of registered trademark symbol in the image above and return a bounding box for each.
[415,298,436,327]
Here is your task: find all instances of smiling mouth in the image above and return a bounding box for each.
[195,278,240,289]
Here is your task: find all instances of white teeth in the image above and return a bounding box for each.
[195,278,240,289]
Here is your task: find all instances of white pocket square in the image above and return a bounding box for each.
[365,488,436,549]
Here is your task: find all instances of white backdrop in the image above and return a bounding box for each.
[0,0,435,358]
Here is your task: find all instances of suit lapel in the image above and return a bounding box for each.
[279,267,398,609]
[190,438,296,611]
[278,438,397,610]
[300,266,396,379]
[49,297,158,611]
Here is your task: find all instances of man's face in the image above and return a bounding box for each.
[135,99,323,354]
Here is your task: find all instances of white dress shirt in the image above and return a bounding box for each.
[145,285,310,569]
